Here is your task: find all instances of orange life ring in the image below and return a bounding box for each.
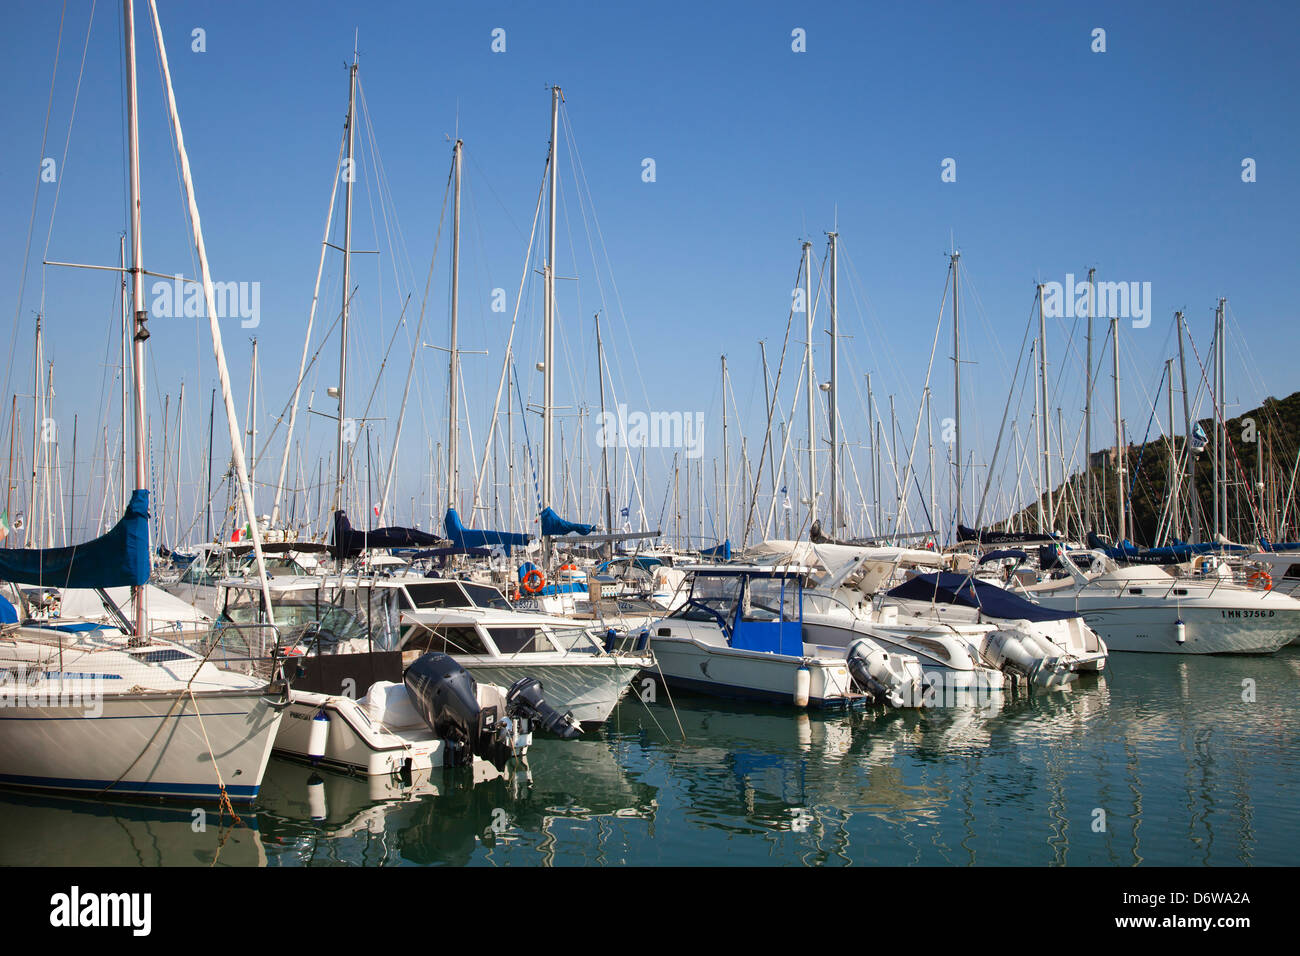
[560,563,577,572]
[1248,570,1273,590]
[522,569,546,593]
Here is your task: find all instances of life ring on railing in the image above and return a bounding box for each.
[1248,570,1273,590]
[522,569,546,593]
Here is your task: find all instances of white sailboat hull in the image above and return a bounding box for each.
[0,688,283,802]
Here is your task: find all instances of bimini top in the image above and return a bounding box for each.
[886,572,1078,623]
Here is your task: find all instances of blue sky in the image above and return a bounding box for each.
[3,0,1297,546]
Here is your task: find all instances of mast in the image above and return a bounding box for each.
[120,235,129,510]
[1084,267,1095,528]
[596,314,612,556]
[828,231,839,533]
[802,240,816,526]
[334,53,358,525]
[1212,299,1223,541]
[124,0,148,637]
[1167,357,1178,541]
[1211,297,1222,538]
[1177,311,1198,541]
[447,137,463,514]
[1112,317,1125,542]
[271,130,344,530]
[248,339,257,525]
[206,387,215,542]
[721,353,729,543]
[28,313,41,548]
[542,86,560,515]
[1038,283,1053,531]
[146,0,274,625]
[951,250,962,527]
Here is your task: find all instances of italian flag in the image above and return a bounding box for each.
[230,520,251,542]
[0,511,9,541]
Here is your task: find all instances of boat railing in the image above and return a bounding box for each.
[175,621,286,680]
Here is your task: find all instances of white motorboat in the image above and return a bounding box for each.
[644,564,921,709]
[1021,551,1300,654]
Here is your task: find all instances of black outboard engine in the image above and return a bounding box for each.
[403,653,487,767]
[403,653,580,772]
[506,676,581,740]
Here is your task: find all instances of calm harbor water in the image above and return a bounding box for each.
[3,649,1297,866]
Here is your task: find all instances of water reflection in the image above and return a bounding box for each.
[0,790,267,867]
[2,650,1294,866]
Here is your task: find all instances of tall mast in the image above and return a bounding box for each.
[1211,299,1222,538]
[721,353,729,543]
[1040,283,1050,535]
[828,231,839,533]
[803,240,816,526]
[248,339,257,524]
[542,86,560,514]
[271,130,344,530]
[1212,299,1223,541]
[1084,267,1095,528]
[124,0,148,637]
[120,235,129,510]
[868,372,880,535]
[1176,311,1198,541]
[1167,357,1178,541]
[951,251,962,526]
[334,53,358,523]
[447,138,463,513]
[28,313,41,548]
[206,387,215,542]
[596,315,612,555]
[1112,317,1125,542]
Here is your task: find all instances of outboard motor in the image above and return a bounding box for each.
[846,639,911,708]
[506,676,581,739]
[403,653,534,772]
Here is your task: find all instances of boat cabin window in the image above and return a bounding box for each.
[486,627,554,654]
[403,581,473,610]
[401,624,490,656]
[1286,564,1300,579]
[1174,588,1189,596]
[1129,588,1143,595]
[461,583,513,610]
[742,577,799,622]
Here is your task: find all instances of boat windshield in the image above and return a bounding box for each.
[546,625,603,653]
[403,581,474,609]
[672,573,742,622]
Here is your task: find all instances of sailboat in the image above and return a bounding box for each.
[0,0,286,803]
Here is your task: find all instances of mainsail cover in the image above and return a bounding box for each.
[540,507,597,537]
[957,524,1057,545]
[0,488,150,588]
[443,508,531,555]
[333,510,446,558]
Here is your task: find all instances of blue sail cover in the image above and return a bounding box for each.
[700,539,732,560]
[0,488,150,588]
[444,508,531,556]
[1260,538,1300,552]
[886,572,1079,623]
[539,507,596,537]
[332,510,447,558]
